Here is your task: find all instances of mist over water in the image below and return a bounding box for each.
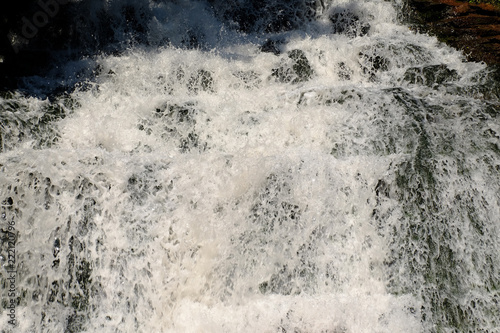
[1,0,500,332]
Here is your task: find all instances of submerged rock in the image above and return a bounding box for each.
[337,62,353,81]
[329,8,370,37]
[359,52,389,81]
[403,64,459,87]
[272,49,314,83]
[260,39,284,55]
[188,69,215,94]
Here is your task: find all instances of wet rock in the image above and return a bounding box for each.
[407,0,500,65]
[260,39,284,55]
[272,49,314,83]
[404,64,459,86]
[188,69,215,94]
[0,94,67,151]
[359,52,389,81]
[337,62,353,81]
[329,9,370,37]
[288,49,314,82]
[153,102,208,153]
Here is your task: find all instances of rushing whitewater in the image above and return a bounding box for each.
[1,0,499,332]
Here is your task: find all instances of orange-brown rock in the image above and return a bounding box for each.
[408,0,500,65]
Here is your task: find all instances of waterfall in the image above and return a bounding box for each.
[1,0,499,332]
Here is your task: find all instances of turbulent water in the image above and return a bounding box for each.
[1,0,500,332]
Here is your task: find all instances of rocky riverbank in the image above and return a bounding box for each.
[406,0,500,65]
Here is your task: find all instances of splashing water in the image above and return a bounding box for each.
[1,0,499,332]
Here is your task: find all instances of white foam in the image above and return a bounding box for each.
[1,0,498,332]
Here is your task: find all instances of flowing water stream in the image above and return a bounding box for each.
[1,0,499,332]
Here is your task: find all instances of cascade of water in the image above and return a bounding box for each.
[1,1,499,332]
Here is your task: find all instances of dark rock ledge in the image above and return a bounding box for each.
[407,0,500,65]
